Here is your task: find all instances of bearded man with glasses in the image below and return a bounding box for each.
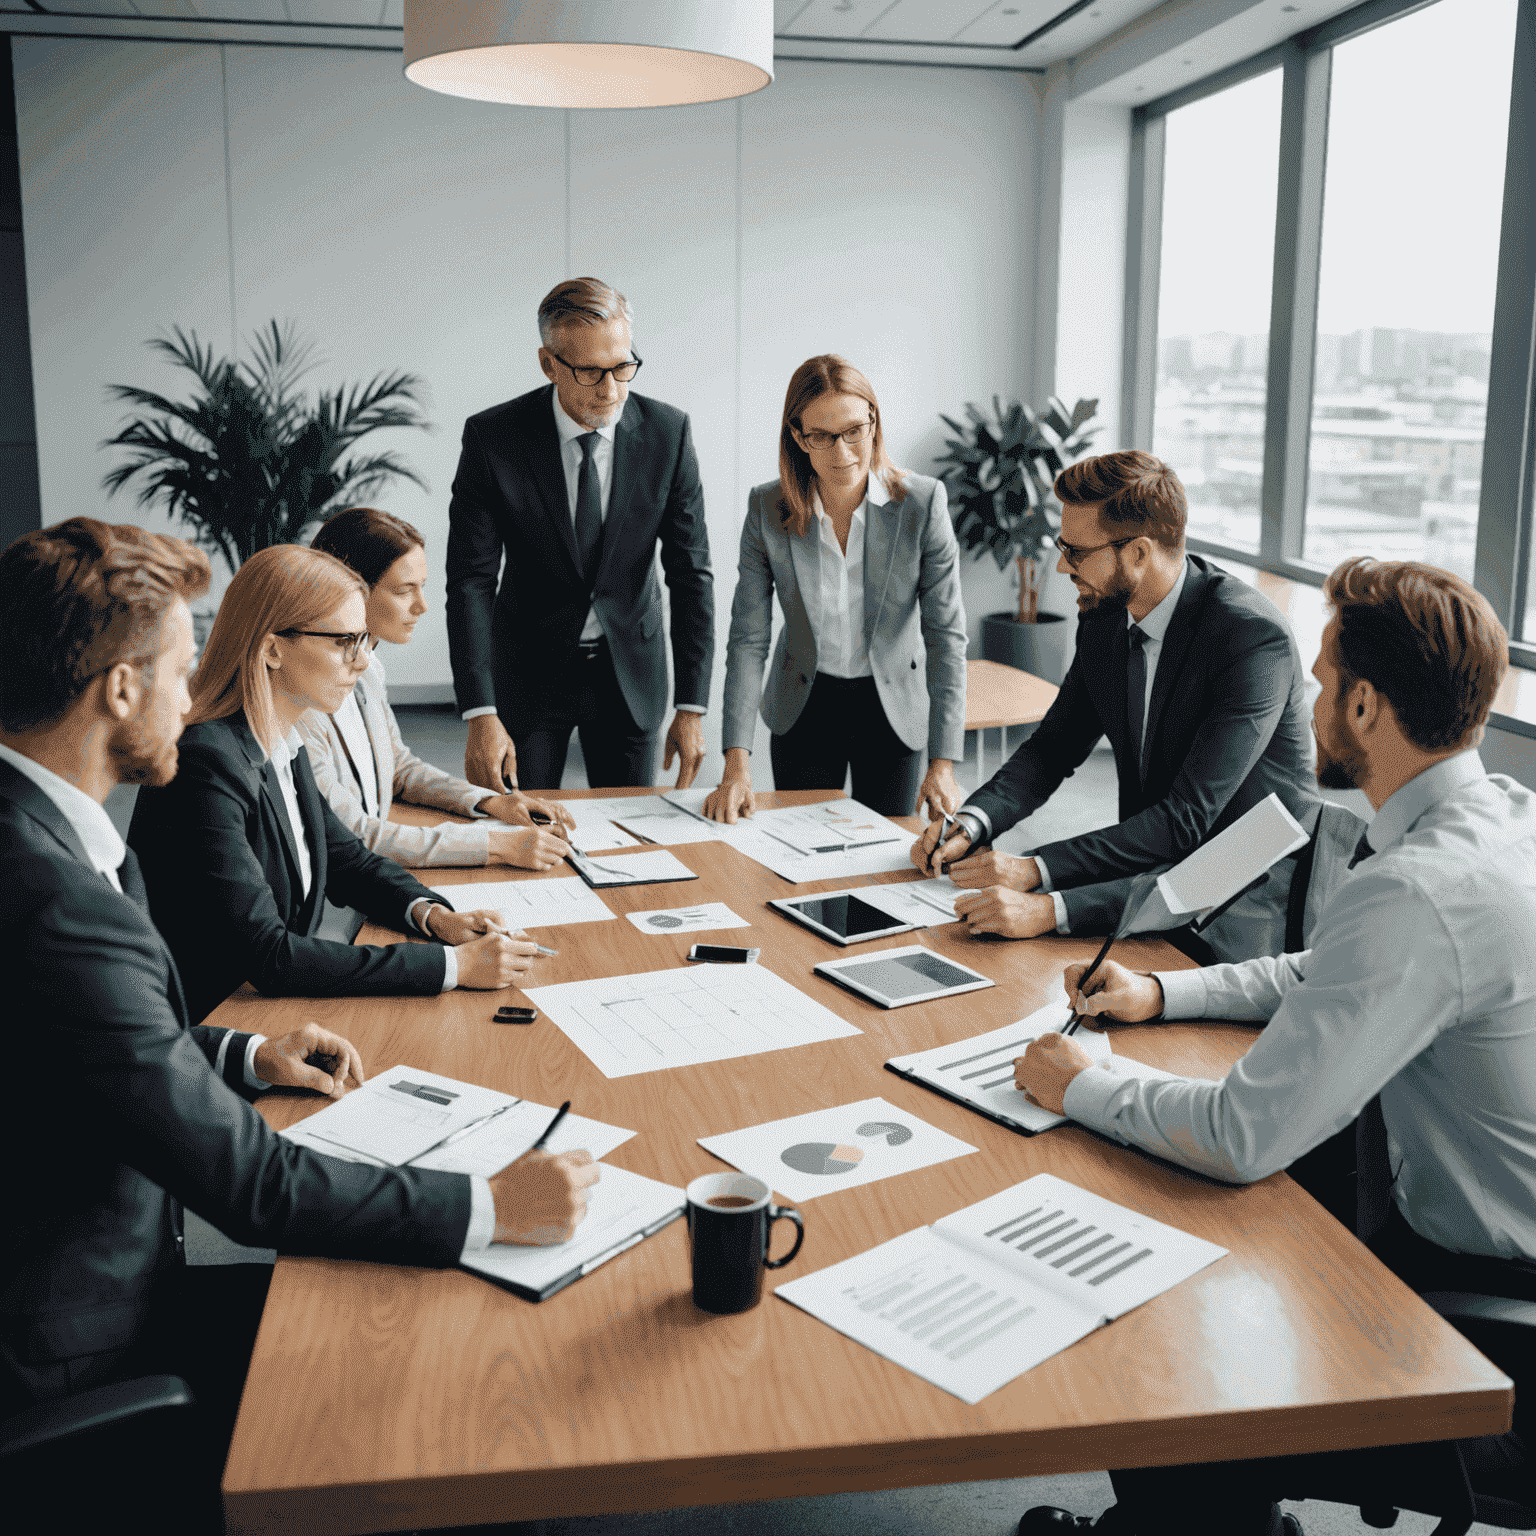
[914,450,1319,953]
[445,276,714,793]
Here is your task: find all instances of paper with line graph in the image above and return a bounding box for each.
[775,1173,1226,1403]
[523,963,861,1078]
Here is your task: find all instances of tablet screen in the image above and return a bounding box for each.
[786,893,906,940]
[837,950,980,1002]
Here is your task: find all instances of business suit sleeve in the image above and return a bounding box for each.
[916,481,968,761]
[963,644,1107,841]
[720,495,776,754]
[656,413,714,709]
[445,417,504,716]
[29,874,471,1262]
[1044,619,1298,915]
[137,738,447,1002]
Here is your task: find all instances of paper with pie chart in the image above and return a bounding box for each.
[623,902,749,935]
[698,1097,977,1203]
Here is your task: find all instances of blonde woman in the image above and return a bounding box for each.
[300,506,573,867]
[704,354,967,822]
[127,544,539,1025]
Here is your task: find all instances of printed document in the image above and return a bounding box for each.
[596,795,729,846]
[525,962,860,1079]
[776,1173,1227,1403]
[557,801,643,853]
[428,876,615,932]
[624,902,749,934]
[1157,792,1310,919]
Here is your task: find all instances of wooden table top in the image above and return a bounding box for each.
[964,658,1060,731]
[220,790,1510,1536]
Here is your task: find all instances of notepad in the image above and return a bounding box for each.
[1158,792,1310,921]
[775,1173,1227,1402]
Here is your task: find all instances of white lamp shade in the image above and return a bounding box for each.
[404,1,774,109]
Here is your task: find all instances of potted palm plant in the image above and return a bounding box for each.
[102,321,431,636]
[934,395,1099,684]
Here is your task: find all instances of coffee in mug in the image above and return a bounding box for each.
[685,1173,804,1314]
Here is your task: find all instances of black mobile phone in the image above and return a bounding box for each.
[494,1006,538,1023]
[686,944,761,964]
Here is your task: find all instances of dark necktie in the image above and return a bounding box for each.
[1347,834,1397,1242]
[574,431,603,589]
[1126,624,1149,782]
[115,847,149,913]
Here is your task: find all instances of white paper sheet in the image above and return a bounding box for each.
[776,1174,1228,1403]
[698,1096,977,1202]
[624,902,749,934]
[727,822,919,884]
[429,875,615,933]
[410,1101,635,1175]
[846,877,964,928]
[566,848,699,887]
[460,1164,685,1296]
[596,795,729,846]
[557,801,643,853]
[525,962,860,1079]
[751,800,910,855]
[1157,792,1310,917]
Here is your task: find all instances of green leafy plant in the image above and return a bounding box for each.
[934,395,1099,622]
[102,321,431,573]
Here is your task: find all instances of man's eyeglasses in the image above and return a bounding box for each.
[1052,534,1139,570]
[279,629,371,664]
[795,418,875,452]
[549,351,644,387]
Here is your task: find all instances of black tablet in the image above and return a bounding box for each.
[769,892,916,946]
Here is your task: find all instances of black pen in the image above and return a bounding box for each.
[528,1099,571,1153]
[1062,929,1117,1037]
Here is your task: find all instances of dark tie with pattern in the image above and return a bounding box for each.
[1126,624,1149,782]
[1347,833,1397,1242]
[575,431,603,589]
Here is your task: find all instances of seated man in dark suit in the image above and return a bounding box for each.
[1014,557,1532,1535]
[0,519,598,1526]
[915,450,1319,944]
[447,275,714,792]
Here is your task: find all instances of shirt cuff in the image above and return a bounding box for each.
[1062,1058,1127,1131]
[674,703,707,714]
[409,899,459,992]
[245,1034,271,1091]
[214,1028,234,1081]
[461,705,499,721]
[1033,855,1053,893]
[955,807,991,847]
[1154,967,1210,1019]
[1051,891,1069,934]
[459,1176,497,1255]
[440,946,458,991]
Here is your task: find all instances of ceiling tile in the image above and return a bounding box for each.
[954,1,1069,47]
[777,0,903,40]
[862,0,1000,44]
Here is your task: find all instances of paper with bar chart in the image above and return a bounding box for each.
[524,962,861,1078]
[775,1173,1227,1402]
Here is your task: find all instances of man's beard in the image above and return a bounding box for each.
[109,716,179,787]
[1075,573,1134,615]
[1314,726,1366,790]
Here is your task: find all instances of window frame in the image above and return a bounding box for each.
[1123,0,1536,669]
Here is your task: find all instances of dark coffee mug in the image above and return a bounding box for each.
[685,1173,805,1314]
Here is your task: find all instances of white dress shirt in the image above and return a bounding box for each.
[958,560,1190,934]
[1064,751,1536,1261]
[0,741,270,1088]
[462,391,704,721]
[805,478,883,679]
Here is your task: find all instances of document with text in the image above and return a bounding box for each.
[776,1173,1227,1402]
[429,875,616,933]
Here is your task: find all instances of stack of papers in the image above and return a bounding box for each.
[595,795,728,847]
[776,1173,1227,1402]
[429,876,615,932]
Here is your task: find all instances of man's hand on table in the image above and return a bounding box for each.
[1063,958,1165,1022]
[490,1149,600,1244]
[1013,1033,1097,1115]
[420,905,542,989]
[664,710,707,789]
[952,886,1057,939]
[465,714,517,793]
[913,758,961,821]
[255,1021,365,1098]
[703,748,756,823]
[947,847,1041,892]
[912,815,971,875]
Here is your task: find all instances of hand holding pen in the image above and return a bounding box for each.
[489,1101,601,1247]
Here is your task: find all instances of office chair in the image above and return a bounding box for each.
[2,1374,200,1532]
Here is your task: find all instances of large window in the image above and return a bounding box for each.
[1151,69,1283,555]
[1127,0,1536,672]
[1302,0,1517,581]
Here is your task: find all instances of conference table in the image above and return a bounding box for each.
[219,790,1511,1536]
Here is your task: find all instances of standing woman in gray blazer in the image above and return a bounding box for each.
[704,355,967,822]
[300,507,574,868]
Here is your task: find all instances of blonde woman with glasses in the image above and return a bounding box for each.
[128,544,541,1026]
[704,354,967,822]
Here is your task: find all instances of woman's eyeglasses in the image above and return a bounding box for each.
[279,629,371,664]
[795,419,875,451]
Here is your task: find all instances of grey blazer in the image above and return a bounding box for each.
[721,474,967,760]
[297,653,494,867]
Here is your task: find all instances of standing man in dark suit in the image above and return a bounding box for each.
[0,519,597,1524]
[447,277,714,791]
[915,451,1318,939]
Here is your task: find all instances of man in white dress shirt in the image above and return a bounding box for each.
[1014,556,1532,1536]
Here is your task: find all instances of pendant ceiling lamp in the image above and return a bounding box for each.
[404,2,774,109]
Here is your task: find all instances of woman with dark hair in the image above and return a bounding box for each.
[703,355,967,822]
[301,507,573,868]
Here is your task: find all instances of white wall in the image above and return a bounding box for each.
[14,40,1038,786]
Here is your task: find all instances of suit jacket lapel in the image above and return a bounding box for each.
[524,386,583,582]
[333,687,382,814]
[230,715,307,903]
[862,496,906,645]
[788,514,822,634]
[1140,560,1203,774]
[0,758,95,869]
[359,672,393,813]
[593,408,640,593]
[291,741,328,931]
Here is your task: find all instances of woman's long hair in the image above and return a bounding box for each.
[777,354,906,538]
[190,544,366,752]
